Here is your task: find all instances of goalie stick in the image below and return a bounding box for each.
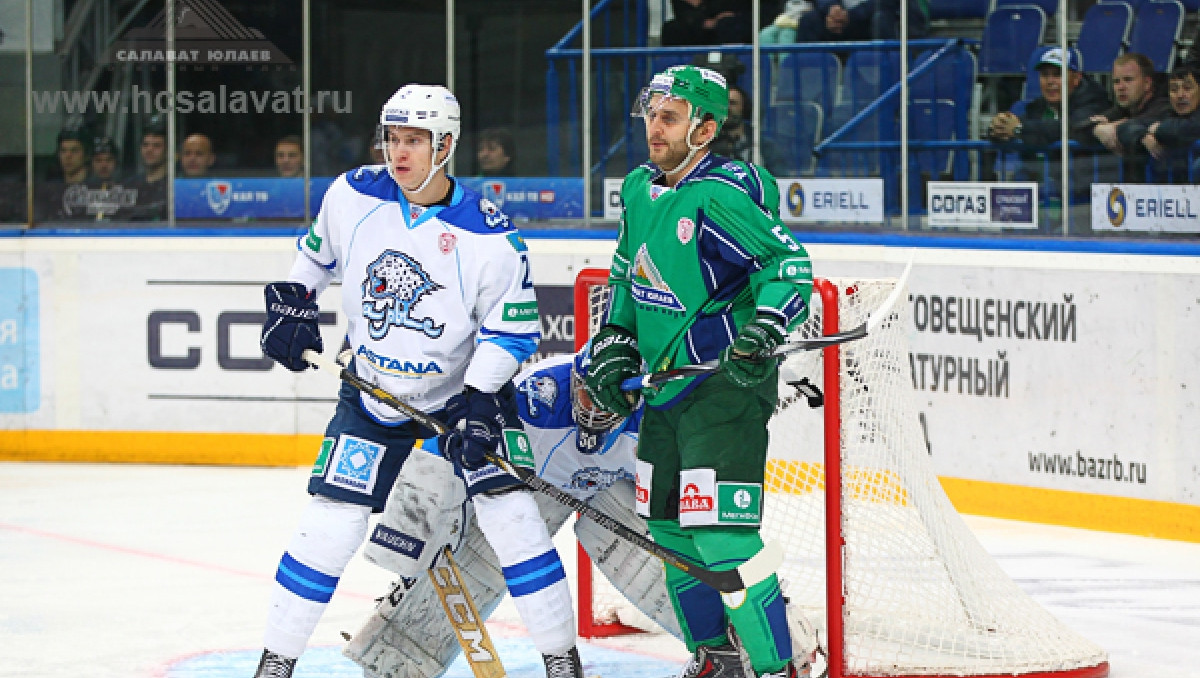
[302,349,784,594]
[620,258,914,391]
[301,349,506,678]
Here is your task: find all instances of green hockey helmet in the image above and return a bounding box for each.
[632,65,729,130]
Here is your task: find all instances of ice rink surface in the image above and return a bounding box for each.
[2,462,1198,678]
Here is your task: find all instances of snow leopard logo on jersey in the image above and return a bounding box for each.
[361,250,445,340]
[518,374,558,417]
[568,466,631,494]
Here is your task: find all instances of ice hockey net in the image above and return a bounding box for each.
[572,267,1108,678]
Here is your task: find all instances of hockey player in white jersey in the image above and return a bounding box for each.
[255,84,581,678]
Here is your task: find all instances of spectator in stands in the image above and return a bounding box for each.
[180,133,216,178]
[89,137,120,184]
[661,0,752,46]
[1129,65,1200,183]
[274,135,304,178]
[54,129,91,185]
[794,0,927,43]
[988,48,1110,200]
[1077,53,1170,180]
[710,84,783,174]
[476,127,517,176]
[35,128,91,222]
[128,118,168,220]
[988,48,1110,146]
[760,0,813,46]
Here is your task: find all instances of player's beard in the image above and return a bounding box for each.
[648,134,689,171]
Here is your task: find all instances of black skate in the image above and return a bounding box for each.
[676,642,752,678]
[252,649,296,678]
[542,646,585,678]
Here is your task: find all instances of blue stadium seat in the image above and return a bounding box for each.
[994,0,1058,15]
[912,46,977,104]
[765,101,823,175]
[912,47,976,179]
[909,99,959,181]
[1022,45,1084,99]
[845,50,900,106]
[1128,0,1184,72]
[772,51,840,117]
[979,5,1047,75]
[1075,2,1133,74]
[926,0,992,19]
[816,99,898,177]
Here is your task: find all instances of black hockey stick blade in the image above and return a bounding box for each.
[486,453,783,593]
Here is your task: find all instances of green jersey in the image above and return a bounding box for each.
[607,154,813,407]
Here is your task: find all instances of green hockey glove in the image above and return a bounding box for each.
[720,315,786,388]
[585,325,642,417]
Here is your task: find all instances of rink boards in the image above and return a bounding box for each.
[1,233,1198,541]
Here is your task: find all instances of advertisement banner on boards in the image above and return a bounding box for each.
[925,182,1038,228]
[1091,184,1200,232]
[776,178,884,224]
[174,177,585,220]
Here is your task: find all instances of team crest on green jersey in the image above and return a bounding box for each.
[631,244,685,313]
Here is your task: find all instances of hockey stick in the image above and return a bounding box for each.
[303,349,783,593]
[301,349,504,678]
[620,258,914,391]
[302,349,448,435]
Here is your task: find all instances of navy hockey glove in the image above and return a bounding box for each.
[720,315,786,388]
[261,282,324,372]
[584,325,641,418]
[441,387,506,471]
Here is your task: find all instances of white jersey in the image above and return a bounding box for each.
[514,353,640,501]
[289,166,540,423]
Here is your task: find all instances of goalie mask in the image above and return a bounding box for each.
[631,65,729,176]
[378,84,461,194]
[571,345,627,454]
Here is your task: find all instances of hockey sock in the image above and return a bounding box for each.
[473,490,575,655]
[264,496,371,658]
[691,527,792,675]
[647,519,728,651]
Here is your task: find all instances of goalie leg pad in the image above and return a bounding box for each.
[574,480,682,638]
[365,448,468,578]
[473,490,576,656]
[345,509,508,678]
[265,496,372,658]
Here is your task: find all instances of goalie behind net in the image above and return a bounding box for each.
[575,268,1108,678]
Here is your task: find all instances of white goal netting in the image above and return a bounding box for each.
[575,269,1108,678]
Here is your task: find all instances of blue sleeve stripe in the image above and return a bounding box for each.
[276,552,339,603]
[502,552,567,597]
[480,334,539,363]
[294,239,337,270]
[478,327,542,339]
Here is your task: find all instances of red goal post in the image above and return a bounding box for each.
[571,267,1109,678]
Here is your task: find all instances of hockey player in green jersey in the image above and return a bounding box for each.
[583,64,816,678]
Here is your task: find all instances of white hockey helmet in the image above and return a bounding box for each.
[378,84,461,193]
